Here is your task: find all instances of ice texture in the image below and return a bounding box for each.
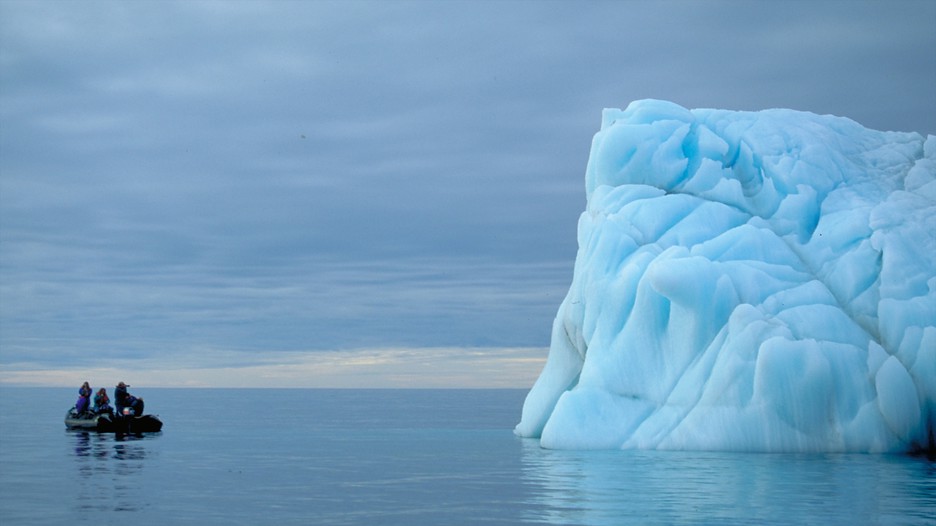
[516,100,935,452]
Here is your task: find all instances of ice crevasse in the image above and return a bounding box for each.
[516,100,935,452]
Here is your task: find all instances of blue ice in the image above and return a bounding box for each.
[517,100,935,452]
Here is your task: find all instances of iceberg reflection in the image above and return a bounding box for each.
[519,439,935,525]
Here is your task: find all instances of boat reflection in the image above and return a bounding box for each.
[68,430,153,513]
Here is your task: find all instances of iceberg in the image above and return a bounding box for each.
[516,100,935,452]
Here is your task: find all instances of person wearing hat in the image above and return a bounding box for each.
[92,387,112,415]
[75,381,92,414]
[114,381,144,416]
[114,382,129,414]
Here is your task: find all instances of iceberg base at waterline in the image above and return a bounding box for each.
[516,100,935,452]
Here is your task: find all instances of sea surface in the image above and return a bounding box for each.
[0,387,933,525]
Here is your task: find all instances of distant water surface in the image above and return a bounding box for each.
[0,387,933,525]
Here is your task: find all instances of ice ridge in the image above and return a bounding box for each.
[516,100,935,452]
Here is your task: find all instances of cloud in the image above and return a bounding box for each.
[0,346,548,388]
[1,254,569,363]
[1,0,933,382]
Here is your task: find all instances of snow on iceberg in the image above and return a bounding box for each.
[516,100,935,452]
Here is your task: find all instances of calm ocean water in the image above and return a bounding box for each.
[0,387,933,525]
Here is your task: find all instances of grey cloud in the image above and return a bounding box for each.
[1,0,933,372]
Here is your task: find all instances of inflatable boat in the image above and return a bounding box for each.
[64,408,163,433]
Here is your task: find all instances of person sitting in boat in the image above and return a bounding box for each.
[75,381,92,414]
[114,381,130,414]
[92,388,112,415]
[114,381,144,416]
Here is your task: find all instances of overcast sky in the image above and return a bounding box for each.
[1,0,934,387]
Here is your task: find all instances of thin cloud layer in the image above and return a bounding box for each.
[0,346,548,388]
[1,0,934,386]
